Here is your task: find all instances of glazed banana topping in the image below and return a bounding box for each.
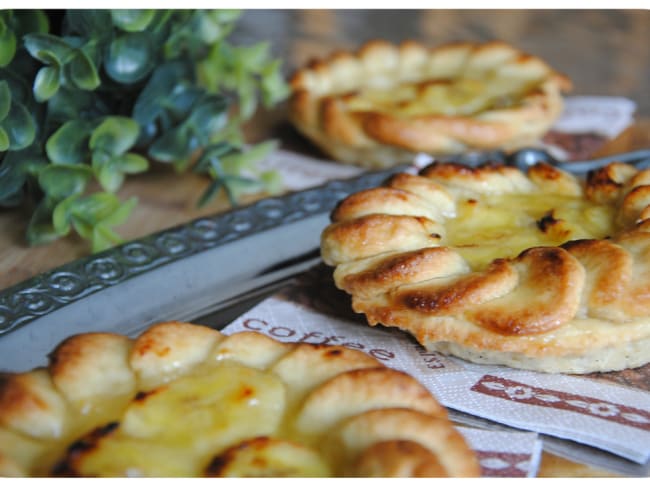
[444,191,618,270]
[290,40,571,168]
[0,322,479,477]
[344,76,539,118]
[321,161,650,373]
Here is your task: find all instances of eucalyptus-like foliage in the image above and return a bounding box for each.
[0,10,289,252]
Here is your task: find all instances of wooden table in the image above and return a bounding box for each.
[1,9,649,477]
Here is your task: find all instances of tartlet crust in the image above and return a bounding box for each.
[290,40,571,169]
[321,161,650,373]
[0,322,479,477]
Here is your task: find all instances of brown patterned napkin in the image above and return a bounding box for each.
[223,287,650,467]
[222,298,543,477]
[458,428,542,477]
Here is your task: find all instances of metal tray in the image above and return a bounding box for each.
[0,166,405,372]
[4,147,650,372]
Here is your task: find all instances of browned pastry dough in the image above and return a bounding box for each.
[0,322,479,477]
[290,40,571,168]
[321,161,650,373]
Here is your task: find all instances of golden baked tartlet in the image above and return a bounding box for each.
[0,322,479,477]
[321,161,650,374]
[289,40,571,169]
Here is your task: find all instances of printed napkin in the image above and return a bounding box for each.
[222,293,650,466]
[458,428,542,477]
[222,296,544,477]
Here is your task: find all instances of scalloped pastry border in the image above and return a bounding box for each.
[290,39,572,169]
[0,322,479,477]
[321,161,650,373]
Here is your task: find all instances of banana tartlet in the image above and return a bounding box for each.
[0,322,479,477]
[321,161,650,374]
[290,40,571,169]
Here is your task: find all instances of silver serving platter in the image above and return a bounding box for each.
[0,166,405,373]
[4,147,650,372]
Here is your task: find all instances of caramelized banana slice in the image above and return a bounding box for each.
[0,324,478,477]
[205,437,331,477]
[122,363,286,448]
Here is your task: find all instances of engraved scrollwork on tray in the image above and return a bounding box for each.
[0,167,403,337]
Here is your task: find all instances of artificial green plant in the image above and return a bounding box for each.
[0,9,289,252]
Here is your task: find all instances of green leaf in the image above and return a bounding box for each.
[58,192,136,250]
[71,215,94,240]
[52,195,77,235]
[0,80,10,120]
[104,31,155,84]
[46,86,101,123]
[132,62,187,128]
[46,119,92,164]
[27,197,61,245]
[210,10,242,24]
[112,153,149,174]
[91,224,123,253]
[90,149,109,170]
[259,169,284,195]
[197,10,239,44]
[33,65,60,102]
[62,194,135,252]
[221,174,262,205]
[1,148,47,177]
[13,10,49,37]
[111,10,156,32]
[260,60,290,106]
[0,18,16,67]
[90,117,140,156]
[233,42,270,73]
[167,86,204,119]
[0,80,11,121]
[197,178,224,207]
[0,150,29,202]
[97,164,125,193]
[222,140,277,175]
[37,164,93,199]
[23,33,75,65]
[91,148,112,168]
[194,142,237,173]
[22,157,49,176]
[67,49,100,91]
[148,124,194,163]
[236,80,258,120]
[186,95,228,141]
[101,196,137,226]
[62,10,111,39]
[0,101,36,150]
[0,128,9,151]
[70,192,122,223]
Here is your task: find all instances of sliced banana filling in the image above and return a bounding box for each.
[52,363,321,476]
[0,326,479,477]
[444,192,618,270]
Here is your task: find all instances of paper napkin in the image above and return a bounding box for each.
[223,295,650,465]
[221,297,543,477]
